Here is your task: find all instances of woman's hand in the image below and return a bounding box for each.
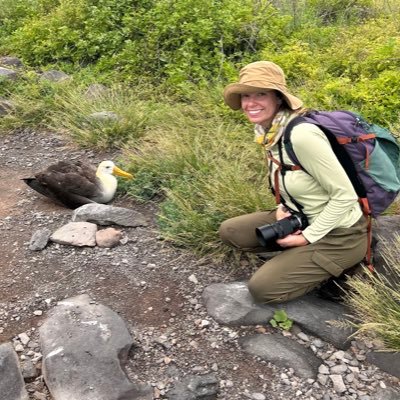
[276,205,291,221]
[276,230,309,248]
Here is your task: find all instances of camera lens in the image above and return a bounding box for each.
[255,224,279,247]
[255,213,308,247]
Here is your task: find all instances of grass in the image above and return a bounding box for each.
[122,100,275,255]
[343,234,400,350]
[47,84,154,149]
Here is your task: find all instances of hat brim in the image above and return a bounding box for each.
[223,83,303,111]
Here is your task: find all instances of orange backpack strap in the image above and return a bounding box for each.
[267,152,302,205]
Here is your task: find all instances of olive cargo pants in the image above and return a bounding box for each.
[219,210,368,303]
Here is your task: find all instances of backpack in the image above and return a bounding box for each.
[283,110,400,218]
[278,110,400,270]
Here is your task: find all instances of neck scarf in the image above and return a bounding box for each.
[254,109,295,150]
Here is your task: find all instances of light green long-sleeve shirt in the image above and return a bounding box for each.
[268,122,363,243]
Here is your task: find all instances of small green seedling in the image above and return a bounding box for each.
[269,309,293,331]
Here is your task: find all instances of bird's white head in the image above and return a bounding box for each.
[97,161,133,179]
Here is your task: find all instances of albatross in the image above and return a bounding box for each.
[23,160,133,209]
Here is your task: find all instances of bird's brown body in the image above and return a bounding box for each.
[23,160,133,209]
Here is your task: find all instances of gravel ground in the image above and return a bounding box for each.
[1,128,399,400]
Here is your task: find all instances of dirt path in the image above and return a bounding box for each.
[0,129,282,399]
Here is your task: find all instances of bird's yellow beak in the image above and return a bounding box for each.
[113,165,133,179]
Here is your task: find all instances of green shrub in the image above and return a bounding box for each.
[2,0,134,65]
[0,0,55,36]
[2,0,290,86]
[261,17,400,126]
[97,0,290,86]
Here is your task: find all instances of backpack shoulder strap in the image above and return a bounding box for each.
[282,115,308,168]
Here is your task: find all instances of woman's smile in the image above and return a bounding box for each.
[241,91,281,127]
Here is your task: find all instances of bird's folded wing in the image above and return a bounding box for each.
[36,171,100,197]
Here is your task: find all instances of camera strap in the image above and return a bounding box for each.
[267,139,304,213]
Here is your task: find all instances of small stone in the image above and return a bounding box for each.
[95,228,122,248]
[188,274,199,284]
[297,332,309,341]
[33,310,43,316]
[0,67,17,80]
[164,356,172,365]
[332,350,345,360]
[330,364,348,374]
[330,374,346,393]
[29,228,51,250]
[85,83,108,99]
[21,359,38,379]
[318,374,329,385]
[18,332,30,345]
[89,111,119,122]
[312,339,324,348]
[252,393,266,400]
[199,320,210,328]
[40,70,70,82]
[14,343,24,352]
[318,364,330,374]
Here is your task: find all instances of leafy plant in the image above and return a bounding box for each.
[269,309,293,330]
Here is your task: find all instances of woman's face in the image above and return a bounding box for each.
[241,91,282,127]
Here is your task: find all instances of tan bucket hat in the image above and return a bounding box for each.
[223,61,303,111]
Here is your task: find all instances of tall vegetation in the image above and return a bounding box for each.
[344,236,400,350]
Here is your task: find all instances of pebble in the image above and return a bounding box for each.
[18,332,30,345]
[319,364,330,374]
[297,332,309,341]
[188,274,199,284]
[330,364,348,374]
[330,374,347,393]
[312,338,324,348]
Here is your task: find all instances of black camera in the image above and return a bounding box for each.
[255,212,309,247]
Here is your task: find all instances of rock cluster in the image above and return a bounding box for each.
[203,281,400,398]
[3,286,400,400]
[29,204,148,250]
